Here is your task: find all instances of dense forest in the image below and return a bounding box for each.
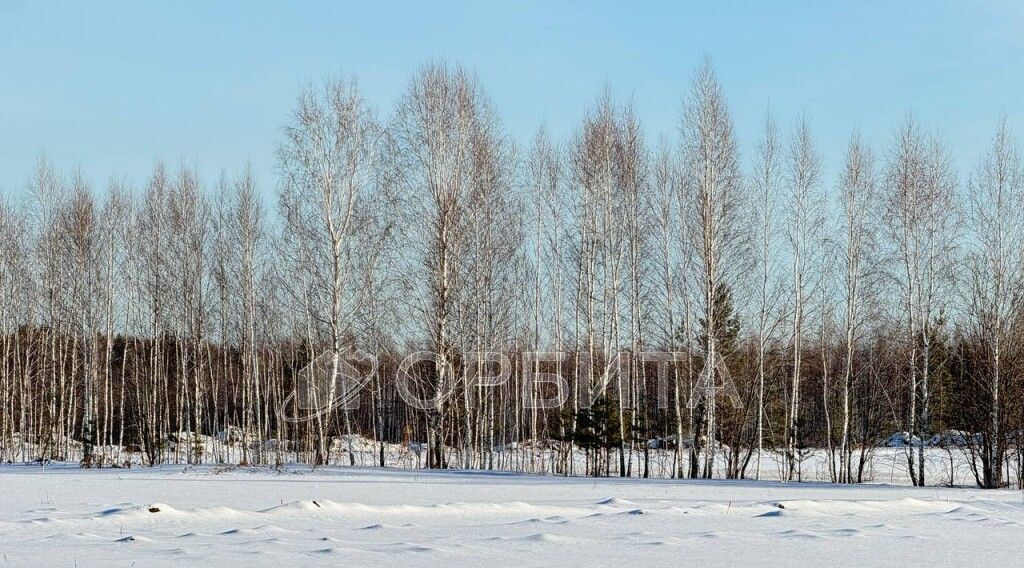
[1,59,1022,489]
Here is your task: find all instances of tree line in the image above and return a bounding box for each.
[0,59,1022,488]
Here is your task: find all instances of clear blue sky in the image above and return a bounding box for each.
[1,0,1021,197]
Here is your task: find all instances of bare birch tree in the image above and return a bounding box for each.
[884,117,959,486]
[749,109,783,479]
[679,59,744,479]
[278,77,381,465]
[837,133,879,482]
[783,116,823,482]
[964,118,1024,488]
[391,63,487,468]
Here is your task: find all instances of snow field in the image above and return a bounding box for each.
[2,464,1024,566]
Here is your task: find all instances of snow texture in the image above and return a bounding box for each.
[1,463,1022,567]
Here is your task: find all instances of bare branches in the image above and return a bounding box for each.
[1,62,1024,488]
[679,58,743,479]
[964,118,1024,487]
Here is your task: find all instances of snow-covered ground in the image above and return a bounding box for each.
[11,431,1014,488]
[1,464,1023,567]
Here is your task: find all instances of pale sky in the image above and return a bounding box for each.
[1,0,1021,196]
